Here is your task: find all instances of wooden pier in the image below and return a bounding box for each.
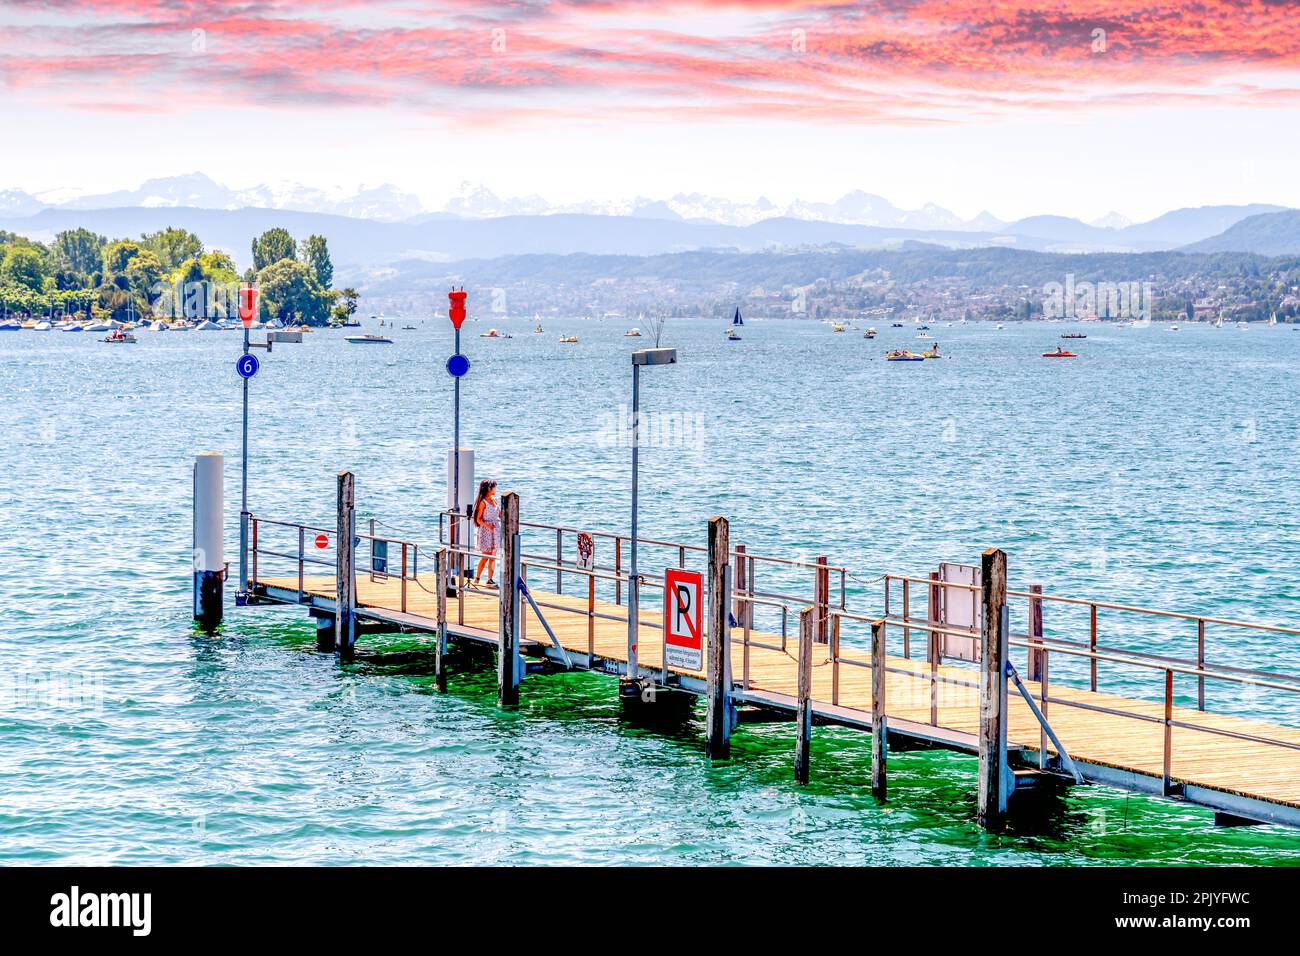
[244,475,1300,831]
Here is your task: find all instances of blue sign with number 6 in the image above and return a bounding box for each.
[236,354,259,379]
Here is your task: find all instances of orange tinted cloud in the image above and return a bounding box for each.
[2,1,1298,122]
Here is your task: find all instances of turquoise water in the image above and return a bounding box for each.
[2,318,1299,864]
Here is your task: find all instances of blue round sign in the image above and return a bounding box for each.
[236,354,260,379]
[446,353,470,377]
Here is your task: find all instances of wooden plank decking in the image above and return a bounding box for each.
[258,571,1300,817]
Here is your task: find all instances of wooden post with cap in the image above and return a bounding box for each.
[497,491,521,706]
[706,516,732,759]
[978,547,1009,831]
[335,471,356,660]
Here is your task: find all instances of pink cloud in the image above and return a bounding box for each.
[2,1,1298,123]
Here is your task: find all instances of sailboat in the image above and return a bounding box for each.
[726,307,743,341]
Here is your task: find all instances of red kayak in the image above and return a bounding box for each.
[1042,348,1078,358]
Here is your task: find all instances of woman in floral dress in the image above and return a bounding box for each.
[472,479,500,586]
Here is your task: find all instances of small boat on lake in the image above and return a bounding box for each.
[885,349,925,361]
[103,328,137,344]
[1042,347,1077,358]
[624,328,642,337]
[725,327,741,342]
[863,327,877,339]
[559,335,579,344]
[1061,333,1087,339]
[345,333,393,344]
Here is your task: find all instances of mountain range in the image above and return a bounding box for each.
[1,173,1297,267]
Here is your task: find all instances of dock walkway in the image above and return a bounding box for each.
[256,564,1300,827]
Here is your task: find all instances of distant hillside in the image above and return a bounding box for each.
[1,202,1293,270]
[364,244,1296,298]
[1183,210,1300,255]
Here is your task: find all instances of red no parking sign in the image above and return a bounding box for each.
[663,568,703,670]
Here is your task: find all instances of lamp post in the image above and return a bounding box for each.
[627,346,677,677]
[235,284,267,606]
[447,289,469,588]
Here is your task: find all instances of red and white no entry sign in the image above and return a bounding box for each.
[314,534,329,549]
[663,568,703,670]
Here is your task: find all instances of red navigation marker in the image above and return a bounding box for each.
[448,288,467,330]
[663,568,703,671]
[238,285,259,328]
[314,534,329,549]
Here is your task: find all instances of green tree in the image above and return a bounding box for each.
[125,250,164,301]
[300,234,333,288]
[0,244,47,292]
[331,286,359,325]
[251,228,296,271]
[53,228,106,276]
[141,227,203,271]
[102,240,144,279]
[255,258,331,326]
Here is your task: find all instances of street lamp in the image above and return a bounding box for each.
[627,346,677,678]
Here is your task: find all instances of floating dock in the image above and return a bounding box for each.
[230,472,1300,831]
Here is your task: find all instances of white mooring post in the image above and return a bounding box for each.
[978,547,1010,832]
[706,516,732,759]
[446,448,475,584]
[192,452,224,628]
[336,471,357,659]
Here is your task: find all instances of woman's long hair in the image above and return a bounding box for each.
[473,479,494,524]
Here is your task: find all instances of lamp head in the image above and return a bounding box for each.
[631,347,677,367]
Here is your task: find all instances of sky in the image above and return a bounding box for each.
[2,0,1299,222]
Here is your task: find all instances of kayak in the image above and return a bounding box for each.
[1042,349,1078,358]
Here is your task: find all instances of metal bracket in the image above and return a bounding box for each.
[518,579,574,669]
[1006,662,1084,784]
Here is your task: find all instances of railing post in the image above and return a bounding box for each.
[556,528,563,594]
[902,577,911,658]
[795,606,814,784]
[497,491,521,706]
[831,613,840,706]
[977,547,1008,832]
[1089,604,1098,691]
[1197,619,1205,711]
[732,544,749,627]
[297,524,305,604]
[706,516,732,759]
[587,572,596,664]
[1027,582,1044,682]
[614,537,622,605]
[335,471,357,660]
[814,555,829,644]
[871,618,887,801]
[1163,668,1174,794]
[401,542,408,614]
[927,571,940,664]
[435,548,448,692]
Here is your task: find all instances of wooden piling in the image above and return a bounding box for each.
[977,547,1009,831]
[706,516,732,759]
[498,491,521,706]
[435,547,448,692]
[794,606,814,784]
[871,618,887,801]
[1027,582,1044,682]
[335,471,356,659]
